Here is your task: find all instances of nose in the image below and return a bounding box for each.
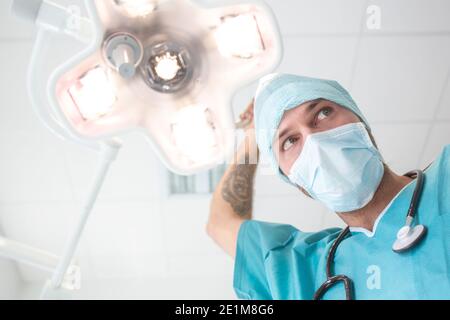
[301,127,317,139]
[287,125,326,167]
[295,125,319,151]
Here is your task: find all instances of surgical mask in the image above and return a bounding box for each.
[287,122,384,213]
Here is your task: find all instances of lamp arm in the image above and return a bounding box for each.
[40,140,121,299]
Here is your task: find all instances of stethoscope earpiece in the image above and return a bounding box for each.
[392,224,427,253]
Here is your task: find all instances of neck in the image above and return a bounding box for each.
[337,167,413,231]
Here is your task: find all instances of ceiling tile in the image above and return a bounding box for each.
[0,0,35,40]
[232,36,358,118]
[419,122,450,168]
[166,253,233,277]
[0,255,22,299]
[1,0,366,40]
[278,36,359,89]
[0,41,84,204]
[0,200,167,282]
[365,0,450,34]
[148,275,236,299]
[78,276,236,299]
[352,36,450,122]
[63,133,166,203]
[0,202,79,282]
[19,276,237,299]
[370,122,430,173]
[81,201,166,279]
[81,252,168,280]
[0,128,73,203]
[162,197,223,255]
[0,204,76,252]
[265,0,366,35]
[0,41,40,132]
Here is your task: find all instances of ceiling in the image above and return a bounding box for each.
[0,0,449,299]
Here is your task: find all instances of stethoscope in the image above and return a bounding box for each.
[313,170,427,300]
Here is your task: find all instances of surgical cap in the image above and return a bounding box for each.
[253,73,370,184]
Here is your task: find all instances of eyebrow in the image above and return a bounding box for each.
[277,100,323,144]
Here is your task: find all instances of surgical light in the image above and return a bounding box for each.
[114,0,158,17]
[154,52,182,81]
[10,0,282,300]
[171,106,219,163]
[215,14,265,59]
[144,40,192,93]
[68,67,117,120]
[13,0,282,175]
[103,32,144,79]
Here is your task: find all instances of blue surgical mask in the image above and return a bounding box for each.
[287,122,384,213]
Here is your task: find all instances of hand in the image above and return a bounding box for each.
[237,99,255,132]
[236,99,258,163]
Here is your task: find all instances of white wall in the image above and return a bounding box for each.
[0,228,23,299]
[0,259,21,299]
[19,276,236,300]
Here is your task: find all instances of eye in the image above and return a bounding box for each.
[317,107,333,121]
[282,136,298,152]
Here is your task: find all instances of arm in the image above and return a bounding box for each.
[206,102,259,259]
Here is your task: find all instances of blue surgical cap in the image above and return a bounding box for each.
[254,73,370,184]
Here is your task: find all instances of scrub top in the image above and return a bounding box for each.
[233,145,450,300]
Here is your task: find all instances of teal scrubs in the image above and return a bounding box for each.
[233,145,450,300]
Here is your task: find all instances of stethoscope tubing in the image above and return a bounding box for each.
[404,170,424,220]
[313,169,425,300]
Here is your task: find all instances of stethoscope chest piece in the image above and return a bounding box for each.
[392,224,427,253]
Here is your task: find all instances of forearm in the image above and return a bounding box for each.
[208,131,259,226]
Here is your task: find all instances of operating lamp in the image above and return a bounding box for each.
[12,0,282,173]
[6,0,283,299]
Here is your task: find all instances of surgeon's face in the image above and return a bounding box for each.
[273,99,361,177]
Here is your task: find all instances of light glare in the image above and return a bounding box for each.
[215,14,264,59]
[172,106,218,163]
[115,0,157,17]
[69,68,116,121]
[155,52,181,80]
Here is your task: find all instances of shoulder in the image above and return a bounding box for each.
[423,144,450,215]
[440,144,450,164]
[425,144,450,180]
[432,144,450,166]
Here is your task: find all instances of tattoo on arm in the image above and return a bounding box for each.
[222,163,256,217]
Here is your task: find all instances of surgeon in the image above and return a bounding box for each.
[206,73,450,300]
